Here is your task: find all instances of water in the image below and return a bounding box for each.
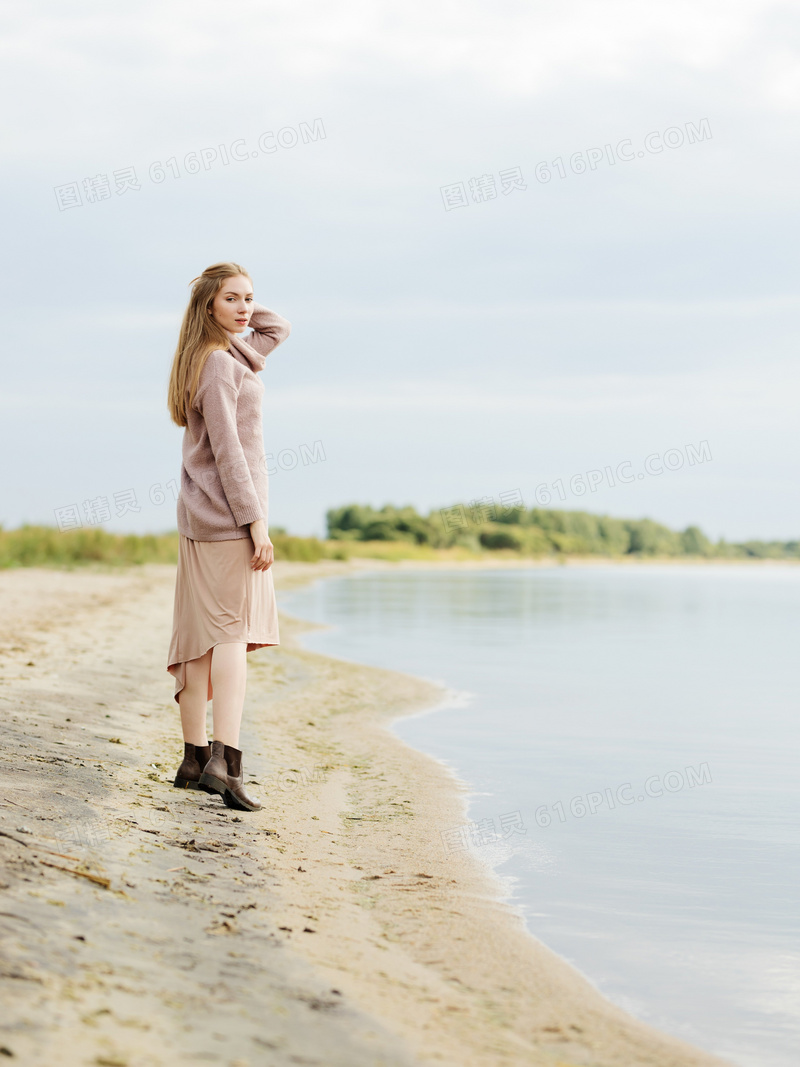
[279,563,800,1067]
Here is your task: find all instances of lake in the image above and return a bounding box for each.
[280,562,800,1067]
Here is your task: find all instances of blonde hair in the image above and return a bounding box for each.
[167,261,252,427]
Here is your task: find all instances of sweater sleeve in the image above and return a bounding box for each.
[244,301,291,358]
[194,376,264,527]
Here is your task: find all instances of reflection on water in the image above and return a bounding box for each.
[281,564,800,1067]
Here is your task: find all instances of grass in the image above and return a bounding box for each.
[1,523,791,571]
[0,524,494,570]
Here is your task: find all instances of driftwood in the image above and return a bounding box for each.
[0,828,81,861]
[38,860,111,889]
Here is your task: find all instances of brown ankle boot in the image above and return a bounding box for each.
[173,742,213,792]
[199,740,262,812]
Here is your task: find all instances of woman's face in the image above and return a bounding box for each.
[209,275,253,334]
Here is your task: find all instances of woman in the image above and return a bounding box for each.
[165,261,291,812]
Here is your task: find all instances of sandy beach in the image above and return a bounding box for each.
[0,556,738,1067]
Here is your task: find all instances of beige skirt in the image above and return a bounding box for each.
[166,533,279,706]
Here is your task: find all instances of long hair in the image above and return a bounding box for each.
[167,261,252,427]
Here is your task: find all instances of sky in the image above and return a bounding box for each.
[1,0,798,542]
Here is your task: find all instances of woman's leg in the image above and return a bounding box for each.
[178,649,212,745]
[210,642,247,748]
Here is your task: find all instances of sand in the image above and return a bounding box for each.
[0,556,738,1067]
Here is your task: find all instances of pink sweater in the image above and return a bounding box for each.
[176,302,291,541]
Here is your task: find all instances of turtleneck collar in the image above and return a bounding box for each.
[226,328,267,374]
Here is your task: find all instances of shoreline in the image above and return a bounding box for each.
[264,559,738,1067]
[0,558,737,1066]
[1,549,796,582]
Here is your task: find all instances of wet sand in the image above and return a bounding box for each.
[0,557,737,1066]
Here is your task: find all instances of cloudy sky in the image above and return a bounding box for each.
[2,0,798,541]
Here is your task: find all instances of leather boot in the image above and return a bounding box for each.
[199,740,262,812]
[172,742,213,792]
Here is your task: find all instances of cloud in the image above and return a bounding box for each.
[260,369,797,417]
[1,0,797,162]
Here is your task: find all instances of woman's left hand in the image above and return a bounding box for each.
[249,518,274,570]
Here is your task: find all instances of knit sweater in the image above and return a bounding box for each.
[175,301,291,541]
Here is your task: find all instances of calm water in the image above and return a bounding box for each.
[280,564,800,1067]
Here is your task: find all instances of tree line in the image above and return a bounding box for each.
[325,503,799,560]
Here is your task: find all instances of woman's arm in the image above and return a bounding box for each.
[195,376,264,528]
[243,301,291,359]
